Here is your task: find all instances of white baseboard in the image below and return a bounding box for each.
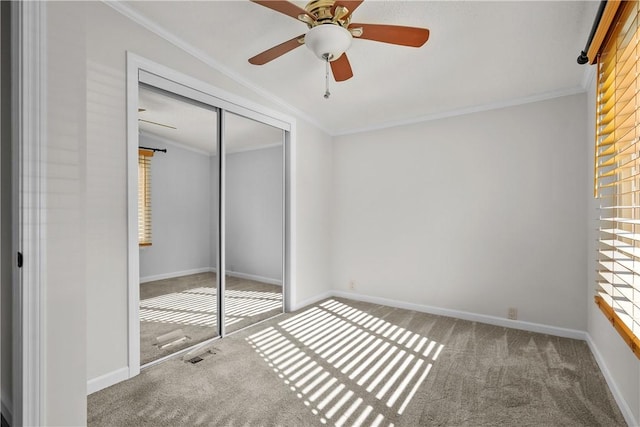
[330,290,587,340]
[226,270,282,286]
[585,334,638,427]
[89,288,633,427]
[1,396,12,426]
[140,267,214,284]
[290,291,333,312]
[297,291,633,425]
[87,367,130,395]
[140,268,282,286]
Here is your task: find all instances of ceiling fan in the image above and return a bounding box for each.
[248,0,430,96]
[138,108,177,130]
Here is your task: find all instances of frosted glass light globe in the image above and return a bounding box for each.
[305,24,353,61]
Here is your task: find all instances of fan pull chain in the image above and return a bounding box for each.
[324,55,331,99]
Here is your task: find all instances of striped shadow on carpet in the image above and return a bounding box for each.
[88,297,626,426]
[246,299,441,426]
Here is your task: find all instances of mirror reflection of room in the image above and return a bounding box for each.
[136,86,285,365]
[137,85,219,365]
[224,113,284,334]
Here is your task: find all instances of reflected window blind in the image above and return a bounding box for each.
[138,149,153,247]
[595,1,640,358]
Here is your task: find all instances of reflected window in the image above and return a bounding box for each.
[138,148,153,246]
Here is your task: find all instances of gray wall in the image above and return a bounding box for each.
[139,135,217,281]
[332,93,588,331]
[226,145,283,283]
[138,138,285,284]
[140,139,284,285]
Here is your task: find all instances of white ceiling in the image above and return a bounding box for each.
[125,0,598,136]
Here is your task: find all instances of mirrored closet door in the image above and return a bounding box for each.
[137,85,220,365]
[135,79,286,366]
[223,112,284,334]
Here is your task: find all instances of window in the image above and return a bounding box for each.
[594,1,640,358]
[138,148,153,246]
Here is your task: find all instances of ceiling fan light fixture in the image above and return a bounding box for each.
[305,24,352,61]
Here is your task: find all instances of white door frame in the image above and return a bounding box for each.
[11,0,46,425]
[125,52,297,379]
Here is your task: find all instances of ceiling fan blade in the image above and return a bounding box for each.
[349,23,429,47]
[330,53,353,82]
[249,34,305,65]
[251,1,314,23]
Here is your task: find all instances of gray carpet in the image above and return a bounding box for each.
[90,297,626,426]
[140,272,283,365]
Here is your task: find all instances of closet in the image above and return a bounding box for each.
[132,71,288,367]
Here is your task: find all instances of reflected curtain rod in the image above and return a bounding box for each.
[577,0,607,64]
[139,145,167,153]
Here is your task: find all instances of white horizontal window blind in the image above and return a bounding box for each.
[595,1,640,358]
[138,148,153,247]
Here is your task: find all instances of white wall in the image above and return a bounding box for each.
[332,93,588,331]
[139,135,215,281]
[38,1,636,423]
[40,2,634,423]
[0,1,12,421]
[47,2,88,424]
[39,2,334,423]
[294,120,334,306]
[226,145,283,283]
[83,0,332,382]
[586,71,640,423]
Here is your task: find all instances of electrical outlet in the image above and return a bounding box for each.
[507,307,518,320]
[349,280,356,291]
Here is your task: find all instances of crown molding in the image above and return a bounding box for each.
[227,142,283,155]
[104,1,594,138]
[139,130,212,156]
[140,130,282,156]
[333,85,587,137]
[103,0,330,135]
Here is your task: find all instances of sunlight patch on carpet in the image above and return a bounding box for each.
[140,287,282,327]
[246,299,442,426]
